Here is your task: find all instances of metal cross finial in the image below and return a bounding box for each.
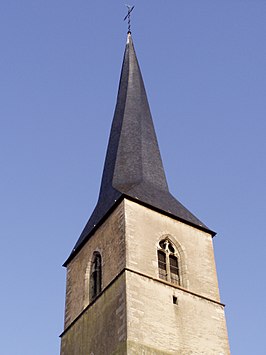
[124,5,135,33]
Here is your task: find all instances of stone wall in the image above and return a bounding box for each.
[126,270,229,354]
[124,199,229,354]
[63,201,126,329]
[124,199,221,302]
[61,198,230,354]
[60,274,127,355]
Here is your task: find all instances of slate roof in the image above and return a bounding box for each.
[64,33,214,266]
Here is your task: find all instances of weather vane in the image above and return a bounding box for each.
[124,5,135,33]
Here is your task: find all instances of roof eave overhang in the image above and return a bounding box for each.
[63,194,216,267]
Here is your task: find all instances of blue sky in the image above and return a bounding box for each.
[1,1,265,354]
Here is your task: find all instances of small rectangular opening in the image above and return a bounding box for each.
[173,296,178,305]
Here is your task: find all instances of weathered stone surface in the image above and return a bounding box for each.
[125,199,220,301]
[61,199,230,354]
[126,270,229,354]
[63,201,126,329]
[61,274,127,355]
[124,200,229,354]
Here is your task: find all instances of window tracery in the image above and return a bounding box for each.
[158,239,180,285]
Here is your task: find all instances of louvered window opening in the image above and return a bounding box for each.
[90,253,102,300]
[158,239,180,285]
[158,250,167,280]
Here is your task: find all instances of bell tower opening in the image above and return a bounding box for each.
[158,238,180,285]
[89,252,102,301]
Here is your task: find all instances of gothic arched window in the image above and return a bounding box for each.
[90,252,102,301]
[158,239,180,285]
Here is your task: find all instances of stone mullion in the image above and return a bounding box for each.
[165,251,171,282]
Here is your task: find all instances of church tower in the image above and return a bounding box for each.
[60,33,230,354]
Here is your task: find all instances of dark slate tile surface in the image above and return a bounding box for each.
[64,34,213,265]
